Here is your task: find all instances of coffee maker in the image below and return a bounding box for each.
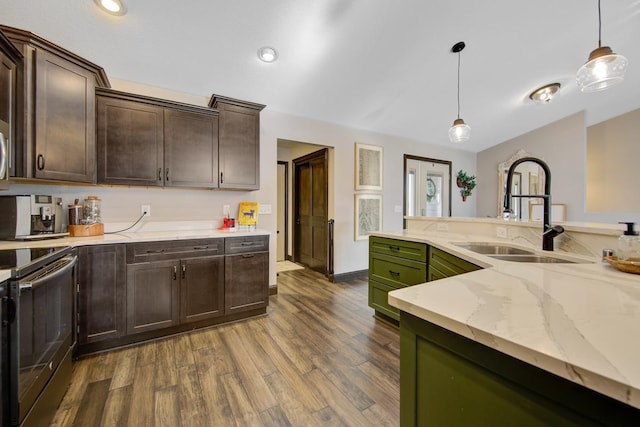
[0,195,65,239]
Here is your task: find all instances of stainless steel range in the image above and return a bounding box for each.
[1,246,76,427]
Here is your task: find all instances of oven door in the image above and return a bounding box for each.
[9,254,77,425]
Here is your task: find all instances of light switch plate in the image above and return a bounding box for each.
[259,204,272,214]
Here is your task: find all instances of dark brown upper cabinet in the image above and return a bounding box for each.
[96,88,219,189]
[0,28,22,189]
[0,25,109,183]
[209,95,265,190]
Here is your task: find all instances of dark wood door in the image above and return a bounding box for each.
[0,50,16,185]
[34,48,96,182]
[294,149,328,273]
[97,94,164,186]
[180,255,224,323]
[126,260,179,335]
[164,109,219,188]
[224,252,268,315]
[77,244,126,345]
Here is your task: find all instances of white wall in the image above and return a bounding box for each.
[7,79,476,279]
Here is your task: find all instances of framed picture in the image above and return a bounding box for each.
[529,172,539,195]
[355,193,382,240]
[238,201,259,225]
[355,142,383,191]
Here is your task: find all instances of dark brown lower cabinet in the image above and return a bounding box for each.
[126,260,180,335]
[225,252,268,315]
[180,256,225,323]
[76,236,269,356]
[77,244,126,345]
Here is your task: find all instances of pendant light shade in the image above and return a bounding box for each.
[449,118,471,143]
[576,0,628,92]
[449,42,470,143]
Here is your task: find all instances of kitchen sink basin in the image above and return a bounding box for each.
[487,254,581,264]
[453,243,535,255]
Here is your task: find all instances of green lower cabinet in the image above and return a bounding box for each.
[369,279,400,321]
[400,312,640,426]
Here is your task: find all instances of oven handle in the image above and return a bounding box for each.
[19,255,78,292]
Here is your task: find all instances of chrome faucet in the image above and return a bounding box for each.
[504,157,564,251]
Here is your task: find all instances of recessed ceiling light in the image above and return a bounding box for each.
[257,47,278,63]
[529,83,561,104]
[94,0,126,16]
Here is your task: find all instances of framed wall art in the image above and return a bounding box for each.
[355,193,382,240]
[355,142,383,191]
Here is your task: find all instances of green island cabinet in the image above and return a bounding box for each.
[399,311,640,426]
[368,236,480,324]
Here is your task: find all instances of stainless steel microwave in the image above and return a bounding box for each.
[0,120,9,190]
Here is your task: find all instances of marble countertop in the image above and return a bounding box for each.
[0,227,270,282]
[379,229,640,409]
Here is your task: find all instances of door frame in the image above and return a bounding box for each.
[293,148,329,274]
[277,161,289,261]
[403,154,452,228]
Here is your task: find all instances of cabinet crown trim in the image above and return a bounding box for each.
[209,94,266,111]
[0,24,110,88]
[97,87,219,116]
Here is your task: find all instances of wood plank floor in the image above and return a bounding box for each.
[51,268,400,426]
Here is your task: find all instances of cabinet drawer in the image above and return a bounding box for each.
[429,246,481,279]
[370,236,427,262]
[369,280,399,321]
[225,235,269,254]
[127,238,224,263]
[369,253,427,288]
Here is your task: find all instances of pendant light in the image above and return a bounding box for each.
[449,42,470,143]
[576,0,628,92]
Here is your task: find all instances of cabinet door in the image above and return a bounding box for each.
[77,244,126,345]
[97,95,164,186]
[225,252,268,315]
[180,256,224,323]
[218,103,260,190]
[164,109,219,188]
[33,49,96,182]
[0,51,16,188]
[126,260,179,334]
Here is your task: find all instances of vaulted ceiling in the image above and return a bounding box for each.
[2,0,639,152]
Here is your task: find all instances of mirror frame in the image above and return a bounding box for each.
[497,149,545,217]
[403,154,452,228]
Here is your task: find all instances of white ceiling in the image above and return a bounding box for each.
[2,0,639,153]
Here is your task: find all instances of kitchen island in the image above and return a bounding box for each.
[374,226,640,425]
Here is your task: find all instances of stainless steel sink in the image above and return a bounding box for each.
[487,254,579,263]
[453,243,535,255]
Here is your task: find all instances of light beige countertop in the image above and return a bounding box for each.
[0,227,270,282]
[377,229,640,409]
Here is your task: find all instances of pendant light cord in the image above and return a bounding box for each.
[456,50,461,120]
[597,0,602,48]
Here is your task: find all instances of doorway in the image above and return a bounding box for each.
[293,148,328,274]
[276,161,288,261]
[403,155,452,227]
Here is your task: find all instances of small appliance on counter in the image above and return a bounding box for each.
[0,195,67,240]
[67,196,104,237]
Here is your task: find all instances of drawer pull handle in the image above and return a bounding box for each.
[389,246,400,251]
[242,254,255,258]
[146,249,164,254]
[192,246,209,250]
[241,242,253,246]
[37,154,45,170]
[389,270,400,277]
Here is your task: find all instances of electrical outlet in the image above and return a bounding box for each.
[141,205,151,217]
[259,204,272,214]
[497,226,507,238]
[223,205,230,216]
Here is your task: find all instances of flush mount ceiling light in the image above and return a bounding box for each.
[94,0,126,16]
[448,41,470,143]
[257,46,279,63]
[529,83,561,104]
[576,0,628,92]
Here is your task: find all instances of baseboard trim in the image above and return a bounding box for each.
[331,269,368,283]
[269,285,278,295]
